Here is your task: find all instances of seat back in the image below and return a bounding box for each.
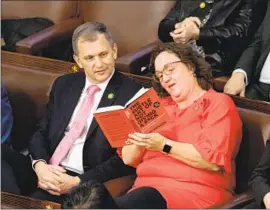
[234,108,270,193]
[2,63,63,150]
[1,1,79,23]
[79,1,174,56]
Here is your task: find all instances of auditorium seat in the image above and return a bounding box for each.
[77,1,174,57]
[209,104,270,208]
[1,0,80,55]
[7,1,174,61]
[2,59,62,151]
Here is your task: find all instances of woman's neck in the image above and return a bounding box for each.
[175,86,207,110]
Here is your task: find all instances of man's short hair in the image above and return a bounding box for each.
[72,22,114,55]
[62,180,118,209]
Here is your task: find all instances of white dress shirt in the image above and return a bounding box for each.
[259,52,270,84]
[33,70,114,174]
[233,52,270,85]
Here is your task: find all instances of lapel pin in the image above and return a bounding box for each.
[108,93,114,99]
[71,65,79,73]
[200,2,206,8]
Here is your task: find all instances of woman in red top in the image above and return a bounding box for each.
[114,42,243,209]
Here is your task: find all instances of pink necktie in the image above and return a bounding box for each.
[49,85,100,166]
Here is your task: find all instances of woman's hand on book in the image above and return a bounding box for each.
[127,132,166,152]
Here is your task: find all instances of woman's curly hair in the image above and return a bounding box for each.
[149,42,213,97]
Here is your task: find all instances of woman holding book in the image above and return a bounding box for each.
[68,43,242,209]
[112,42,243,209]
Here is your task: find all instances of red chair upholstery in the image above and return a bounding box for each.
[2,1,80,55]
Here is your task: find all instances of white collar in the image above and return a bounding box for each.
[83,69,115,93]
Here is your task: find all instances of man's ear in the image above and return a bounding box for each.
[112,43,118,60]
[73,54,83,68]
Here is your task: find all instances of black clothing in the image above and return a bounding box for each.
[115,187,167,209]
[249,140,270,208]
[158,0,267,74]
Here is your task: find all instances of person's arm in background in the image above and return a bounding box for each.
[158,1,181,42]
[1,86,13,144]
[224,21,262,96]
[249,140,270,208]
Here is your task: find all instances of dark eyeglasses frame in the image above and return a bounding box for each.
[153,61,183,82]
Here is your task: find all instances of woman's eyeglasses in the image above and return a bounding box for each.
[153,61,183,82]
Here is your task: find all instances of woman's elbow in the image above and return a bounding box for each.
[211,164,222,172]
[194,159,221,172]
[121,151,138,167]
[122,156,132,166]
[122,157,138,168]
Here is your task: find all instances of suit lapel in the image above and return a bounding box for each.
[258,8,270,71]
[59,73,85,134]
[86,71,122,139]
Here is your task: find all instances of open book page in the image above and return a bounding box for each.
[95,105,124,113]
[95,88,149,113]
[126,88,169,133]
[94,88,169,148]
[94,110,136,147]
[124,87,150,107]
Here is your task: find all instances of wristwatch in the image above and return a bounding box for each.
[162,141,172,154]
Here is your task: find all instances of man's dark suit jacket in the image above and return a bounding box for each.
[249,140,270,208]
[28,71,142,183]
[235,0,270,85]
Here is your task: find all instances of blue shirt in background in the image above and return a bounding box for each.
[1,86,13,144]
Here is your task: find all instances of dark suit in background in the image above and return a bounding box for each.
[234,0,270,101]
[158,0,267,74]
[248,140,270,208]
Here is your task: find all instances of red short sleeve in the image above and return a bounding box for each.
[192,95,242,173]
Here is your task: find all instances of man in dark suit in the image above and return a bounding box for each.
[224,0,270,102]
[248,140,270,208]
[2,22,142,202]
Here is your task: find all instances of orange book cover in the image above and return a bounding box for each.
[94,88,169,148]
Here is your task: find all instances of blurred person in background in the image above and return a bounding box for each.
[158,0,267,76]
[62,180,118,209]
[248,139,270,208]
[224,0,270,102]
